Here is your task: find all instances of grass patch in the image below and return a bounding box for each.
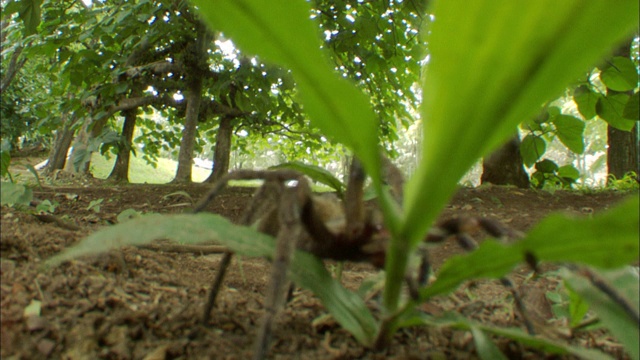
[90,153,211,183]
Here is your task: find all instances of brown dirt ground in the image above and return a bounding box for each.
[1,165,637,359]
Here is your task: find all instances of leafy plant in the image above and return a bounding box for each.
[0,181,33,206]
[35,199,58,214]
[44,0,639,358]
[86,199,104,213]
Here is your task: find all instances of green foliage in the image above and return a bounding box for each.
[35,199,58,214]
[531,159,580,189]
[3,0,43,36]
[606,172,640,191]
[0,182,33,206]
[86,198,103,213]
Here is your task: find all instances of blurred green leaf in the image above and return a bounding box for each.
[471,326,508,360]
[44,212,377,344]
[600,57,639,92]
[404,0,639,245]
[193,0,381,181]
[392,0,638,318]
[566,285,590,328]
[0,151,10,179]
[561,268,639,360]
[0,182,33,206]
[405,312,613,360]
[270,161,344,197]
[420,197,639,299]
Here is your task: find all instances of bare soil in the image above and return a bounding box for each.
[1,170,636,359]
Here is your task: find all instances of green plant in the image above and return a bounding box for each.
[45,0,639,358]
[86,198,103,213]
[606,172,640,191]
[35,199,59,214]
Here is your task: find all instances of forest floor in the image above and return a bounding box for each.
[1,158,637,359]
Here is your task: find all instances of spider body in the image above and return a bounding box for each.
[193,158,530,359]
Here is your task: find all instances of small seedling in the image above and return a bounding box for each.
[87,199,104,213]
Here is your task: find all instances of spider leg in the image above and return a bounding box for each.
[253,180,308,360]
[198,170,296,324]
[344,157,366,239]
[423,216,536,334]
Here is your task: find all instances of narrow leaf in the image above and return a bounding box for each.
[193,0,381,181]
[470,326,508,360]
[421,197,639,299]
[407,312,613,360]
[44,213,377,345]
[270,161,345,197]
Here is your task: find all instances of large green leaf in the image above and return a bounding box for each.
[404,0,639,244]
[44,213,377,345]
[573,85,602,120]
[520,134,547,167]
[420,196,639,300]
[623,92,640,120]
[392,0,638,311]
[600,56,639,92]
[192,0,381,182]
[552,114,585,154]
[597,93,637,131]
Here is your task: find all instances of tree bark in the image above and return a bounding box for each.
[107,108,137,182]
[481,135,530,188]
[607,124,638,182]
[172,21,212,183]
[606,37,638,185]
[43,115,76,175]
[0,46,27,94]
[205,116,233,183]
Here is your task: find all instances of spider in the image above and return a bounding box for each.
[192,157,531,360]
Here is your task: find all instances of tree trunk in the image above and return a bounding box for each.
[44,119,76,175]
[0,46,27,94]
[205,116,233,183]
[172,22,212,183]
[108,108,137,182]
[607,124,638,182]
[481,135,530,188]
[606,38,638,185]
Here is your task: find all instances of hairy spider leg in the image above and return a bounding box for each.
[424,216,536,335]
